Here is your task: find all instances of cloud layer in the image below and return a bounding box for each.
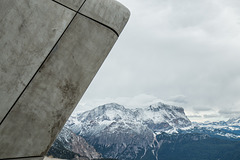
[76,0,240,122]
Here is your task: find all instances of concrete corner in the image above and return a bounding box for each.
[80,0,130,35]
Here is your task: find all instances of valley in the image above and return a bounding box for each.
[48,102,240,160]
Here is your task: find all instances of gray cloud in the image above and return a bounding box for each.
[218,110,240,116]
[203,114,220,118]
[187,115,202,118]
[77,0,240,122]
[193,107,213,112]
[168,95,188,104]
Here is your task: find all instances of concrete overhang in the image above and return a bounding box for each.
[0,0,130,159]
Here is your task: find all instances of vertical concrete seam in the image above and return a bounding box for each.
[78,0,87,11]
[52,0,119,36]
[0,3,79,126]
[77,0,119,36]
[52,0,87,13]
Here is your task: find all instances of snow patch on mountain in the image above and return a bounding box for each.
[62,102,240,160]
[181,117,240,140]
[49,127,101,159]
[66,102,191,136]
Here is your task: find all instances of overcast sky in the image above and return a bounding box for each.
[75,0,240,122]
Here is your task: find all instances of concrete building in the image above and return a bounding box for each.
[0,0,130,159]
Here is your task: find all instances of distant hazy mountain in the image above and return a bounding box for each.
[184,117,240,140]
[53,102,240,160]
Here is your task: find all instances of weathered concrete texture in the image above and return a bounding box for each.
[55,0,85,11]
[0,0,75,123]
[80,0,130,35]
[0,0,130,159]
[0,14,118,158]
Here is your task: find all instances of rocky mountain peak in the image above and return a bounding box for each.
[227,116,240,124]
[67,102,191,136]
[56,102,240,160]
[63,102,192,160]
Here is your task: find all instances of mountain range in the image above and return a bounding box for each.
[49,102,240,160]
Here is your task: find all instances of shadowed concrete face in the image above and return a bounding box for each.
[0,0,129,159]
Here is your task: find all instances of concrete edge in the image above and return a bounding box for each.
[52,0,131,36]
[79,0,131,35]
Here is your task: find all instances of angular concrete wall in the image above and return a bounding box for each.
[0,0,130,159]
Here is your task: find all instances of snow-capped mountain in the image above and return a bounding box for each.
[55,102,240,160]
[227,117,240,124]
[66,102,191,135]
[65,102,191,159]
[184,117,240,140]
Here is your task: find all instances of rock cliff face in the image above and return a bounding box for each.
[48,127,101,160]
[67,102,191,134]
[65,102,191,159]
[54,103,240,160]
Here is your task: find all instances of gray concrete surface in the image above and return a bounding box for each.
[0,0,129,159]
[80,0,130,35]
[55,0,85,11]
[0,14,118,158]
[0,0,75,123]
